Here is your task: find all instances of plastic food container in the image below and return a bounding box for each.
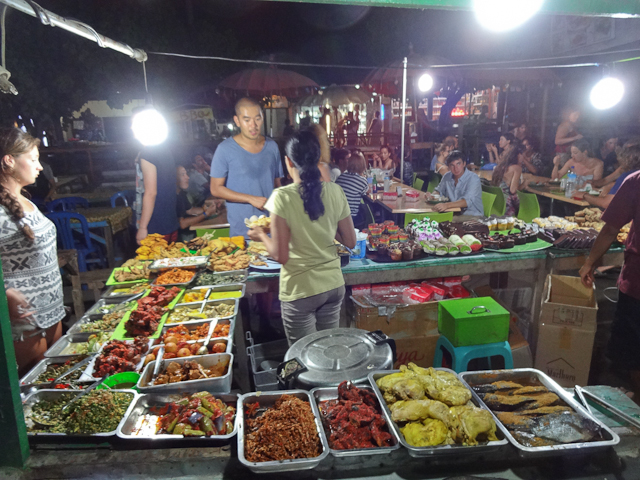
[438,296,510,346]
[405,190,420,202]
[237,390,330,473]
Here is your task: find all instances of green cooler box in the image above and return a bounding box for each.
[438,297,509,347]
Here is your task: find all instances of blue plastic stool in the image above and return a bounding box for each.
[433,336,514,373]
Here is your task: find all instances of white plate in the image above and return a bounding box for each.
[250,259,281,271]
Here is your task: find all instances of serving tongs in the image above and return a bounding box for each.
[151,346,165,385]
[21,356,92,391]
[575,385,640,430]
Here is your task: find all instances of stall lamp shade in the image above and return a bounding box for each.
[474,0,544,32]
[418,74,434,92]
[590,77,624,110]
[131,108,169,146]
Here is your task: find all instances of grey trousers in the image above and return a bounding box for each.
[280,285,346,346]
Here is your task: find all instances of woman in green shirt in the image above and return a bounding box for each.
[248,131,356,345]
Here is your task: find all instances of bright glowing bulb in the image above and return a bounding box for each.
[131,109,168,146]
[590,77,624,110]
[227,123,234,130]
[355,84,360,89]
[474,0,544,32]
[418,73,434,92]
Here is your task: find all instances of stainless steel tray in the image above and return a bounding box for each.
[116,392,239,442]
[154,319,216,347]
[368,370,509,458]
[166,300,237,326]
[68,308,132,334]
[84,298,138,316]
[310,386,400,457]
[20,356,92,394]
[458,369,620,457]
[44,333,103,358]
[205,283,246,300]
[174,287,211,304]
[201,299,238,320]
[237,390,330,473]
[149,256,208,271]
[137,353,233,393]
[194,269,249,286]
[151,275,195,287]
[102,285,150,299]
[80,338,154,381]
[23,389,137,441]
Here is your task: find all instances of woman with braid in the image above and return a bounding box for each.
[0,128,65,373]
[248,131,356,346]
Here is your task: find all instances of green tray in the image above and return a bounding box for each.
[105,268,150,286]
[110,288,184,340]
[485,230,552,253]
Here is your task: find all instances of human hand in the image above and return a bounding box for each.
[576,134,584,140]
[433,202,447,213]
[247,226,265,242]
[553,155,562,166]
[579,262,595,289]
[574,191,586,200]
[6,288,35,323]
[204,203,218,217]
[136,227,148,245]
[250,196,267,210]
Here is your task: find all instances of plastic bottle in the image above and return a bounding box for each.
[383,172,391,192]
[367,175,373,194]
[372,174,377,194]
[565,167,577,198]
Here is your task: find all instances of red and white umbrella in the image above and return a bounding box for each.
[218,68,319,97]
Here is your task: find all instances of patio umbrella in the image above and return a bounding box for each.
[218,68,319,97]
[296,85,371,108]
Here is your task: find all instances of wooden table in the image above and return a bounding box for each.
[525,185,589,215]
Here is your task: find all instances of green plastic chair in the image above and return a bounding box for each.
[516,191,541,223]
[195,227,230,238]
[482,185,506,216]
[482,191,497,218]
[413,178,425,191]
[412,172,417,185]
[404,211,453,228]
[427,174,441,193]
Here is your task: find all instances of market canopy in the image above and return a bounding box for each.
[218,67,319,97]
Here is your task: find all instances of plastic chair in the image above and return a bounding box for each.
[110,191,129,207]
[46,197,89,212]
[433,336,514,373]
[516,191,541,223]
[413,178,425,191]
[404,212,453,228]
[412,172,417,185]
[427,173,441,193]
[482,191,496,217]
[46,212,106,272]
[481,185,505,216]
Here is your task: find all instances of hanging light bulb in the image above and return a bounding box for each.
[418,73,434,92]
[131,108,168,146]
[474,0,544,32]
[590,77,624,110]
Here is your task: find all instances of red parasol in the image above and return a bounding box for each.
[218,68,319,97]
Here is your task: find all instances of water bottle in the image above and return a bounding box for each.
[367,175,373,194]
[565,167,577,198]
[372,175,377,194]
[384,173,391,192]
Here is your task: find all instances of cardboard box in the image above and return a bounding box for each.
[350,295,439,338]
[394,334,440,369]
[534,275,598,387]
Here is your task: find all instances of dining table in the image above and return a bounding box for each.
[525,184,590,215]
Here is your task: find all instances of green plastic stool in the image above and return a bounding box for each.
[404,211,453,228]
[516,191,541,223]
[433,336,514,373]
[482,191,496,217]
[482,185,506,216]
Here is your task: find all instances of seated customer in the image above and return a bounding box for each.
[335,152,369,227]
[578,144,640,210]
[519,137,545,175]
[552,138,603,184]
[427,151,483,217]
[491,147,522,216]
[187,152,212,206]
[176,165,219,241]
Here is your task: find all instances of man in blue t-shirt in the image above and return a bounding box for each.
[210,98,283,237]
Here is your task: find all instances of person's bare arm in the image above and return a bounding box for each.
[434,198,467,213]
[137,159,157,244]
[274,177,282,188]
[210,176,267,210]
[520,156,538,175]
[248,214,290,264]
[592,166,622,188]
[552,159,571,180]
[509,165,522,194]
[579,223,619,288]
[583,193,613,210]
[555,123,583,145]
[592,161,604,181]
[335,215,356,249]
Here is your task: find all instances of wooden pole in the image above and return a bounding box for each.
[400,57,408,183]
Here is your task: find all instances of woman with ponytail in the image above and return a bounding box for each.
[0,127,65,373]
[248,131,356,345]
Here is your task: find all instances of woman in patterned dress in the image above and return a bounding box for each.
[0,127,65,373]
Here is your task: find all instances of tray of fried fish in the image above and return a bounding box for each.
[457,368,619,456]
[368,364,509,458]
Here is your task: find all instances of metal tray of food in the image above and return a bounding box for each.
[151,273,196,288]
[68,307,134,334]
[310,386,400,457]
[137,353,233,393]
[155,320,216,346]
[149,256,209,271]
[205,283,246,300]
[84,298,138,317]
[166,300,237,325]
[201,299,239,320]
[174,287,211,304]
[44,333,106,358]
[458,369,620,457]
[237,390,330,473]
[368,370,509,458]
[193,269,249,287]
[23,389,137,441]
[102,284,150,299]
[117,392,239,442]
[20,356,92,392]
[80,338,154,381]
